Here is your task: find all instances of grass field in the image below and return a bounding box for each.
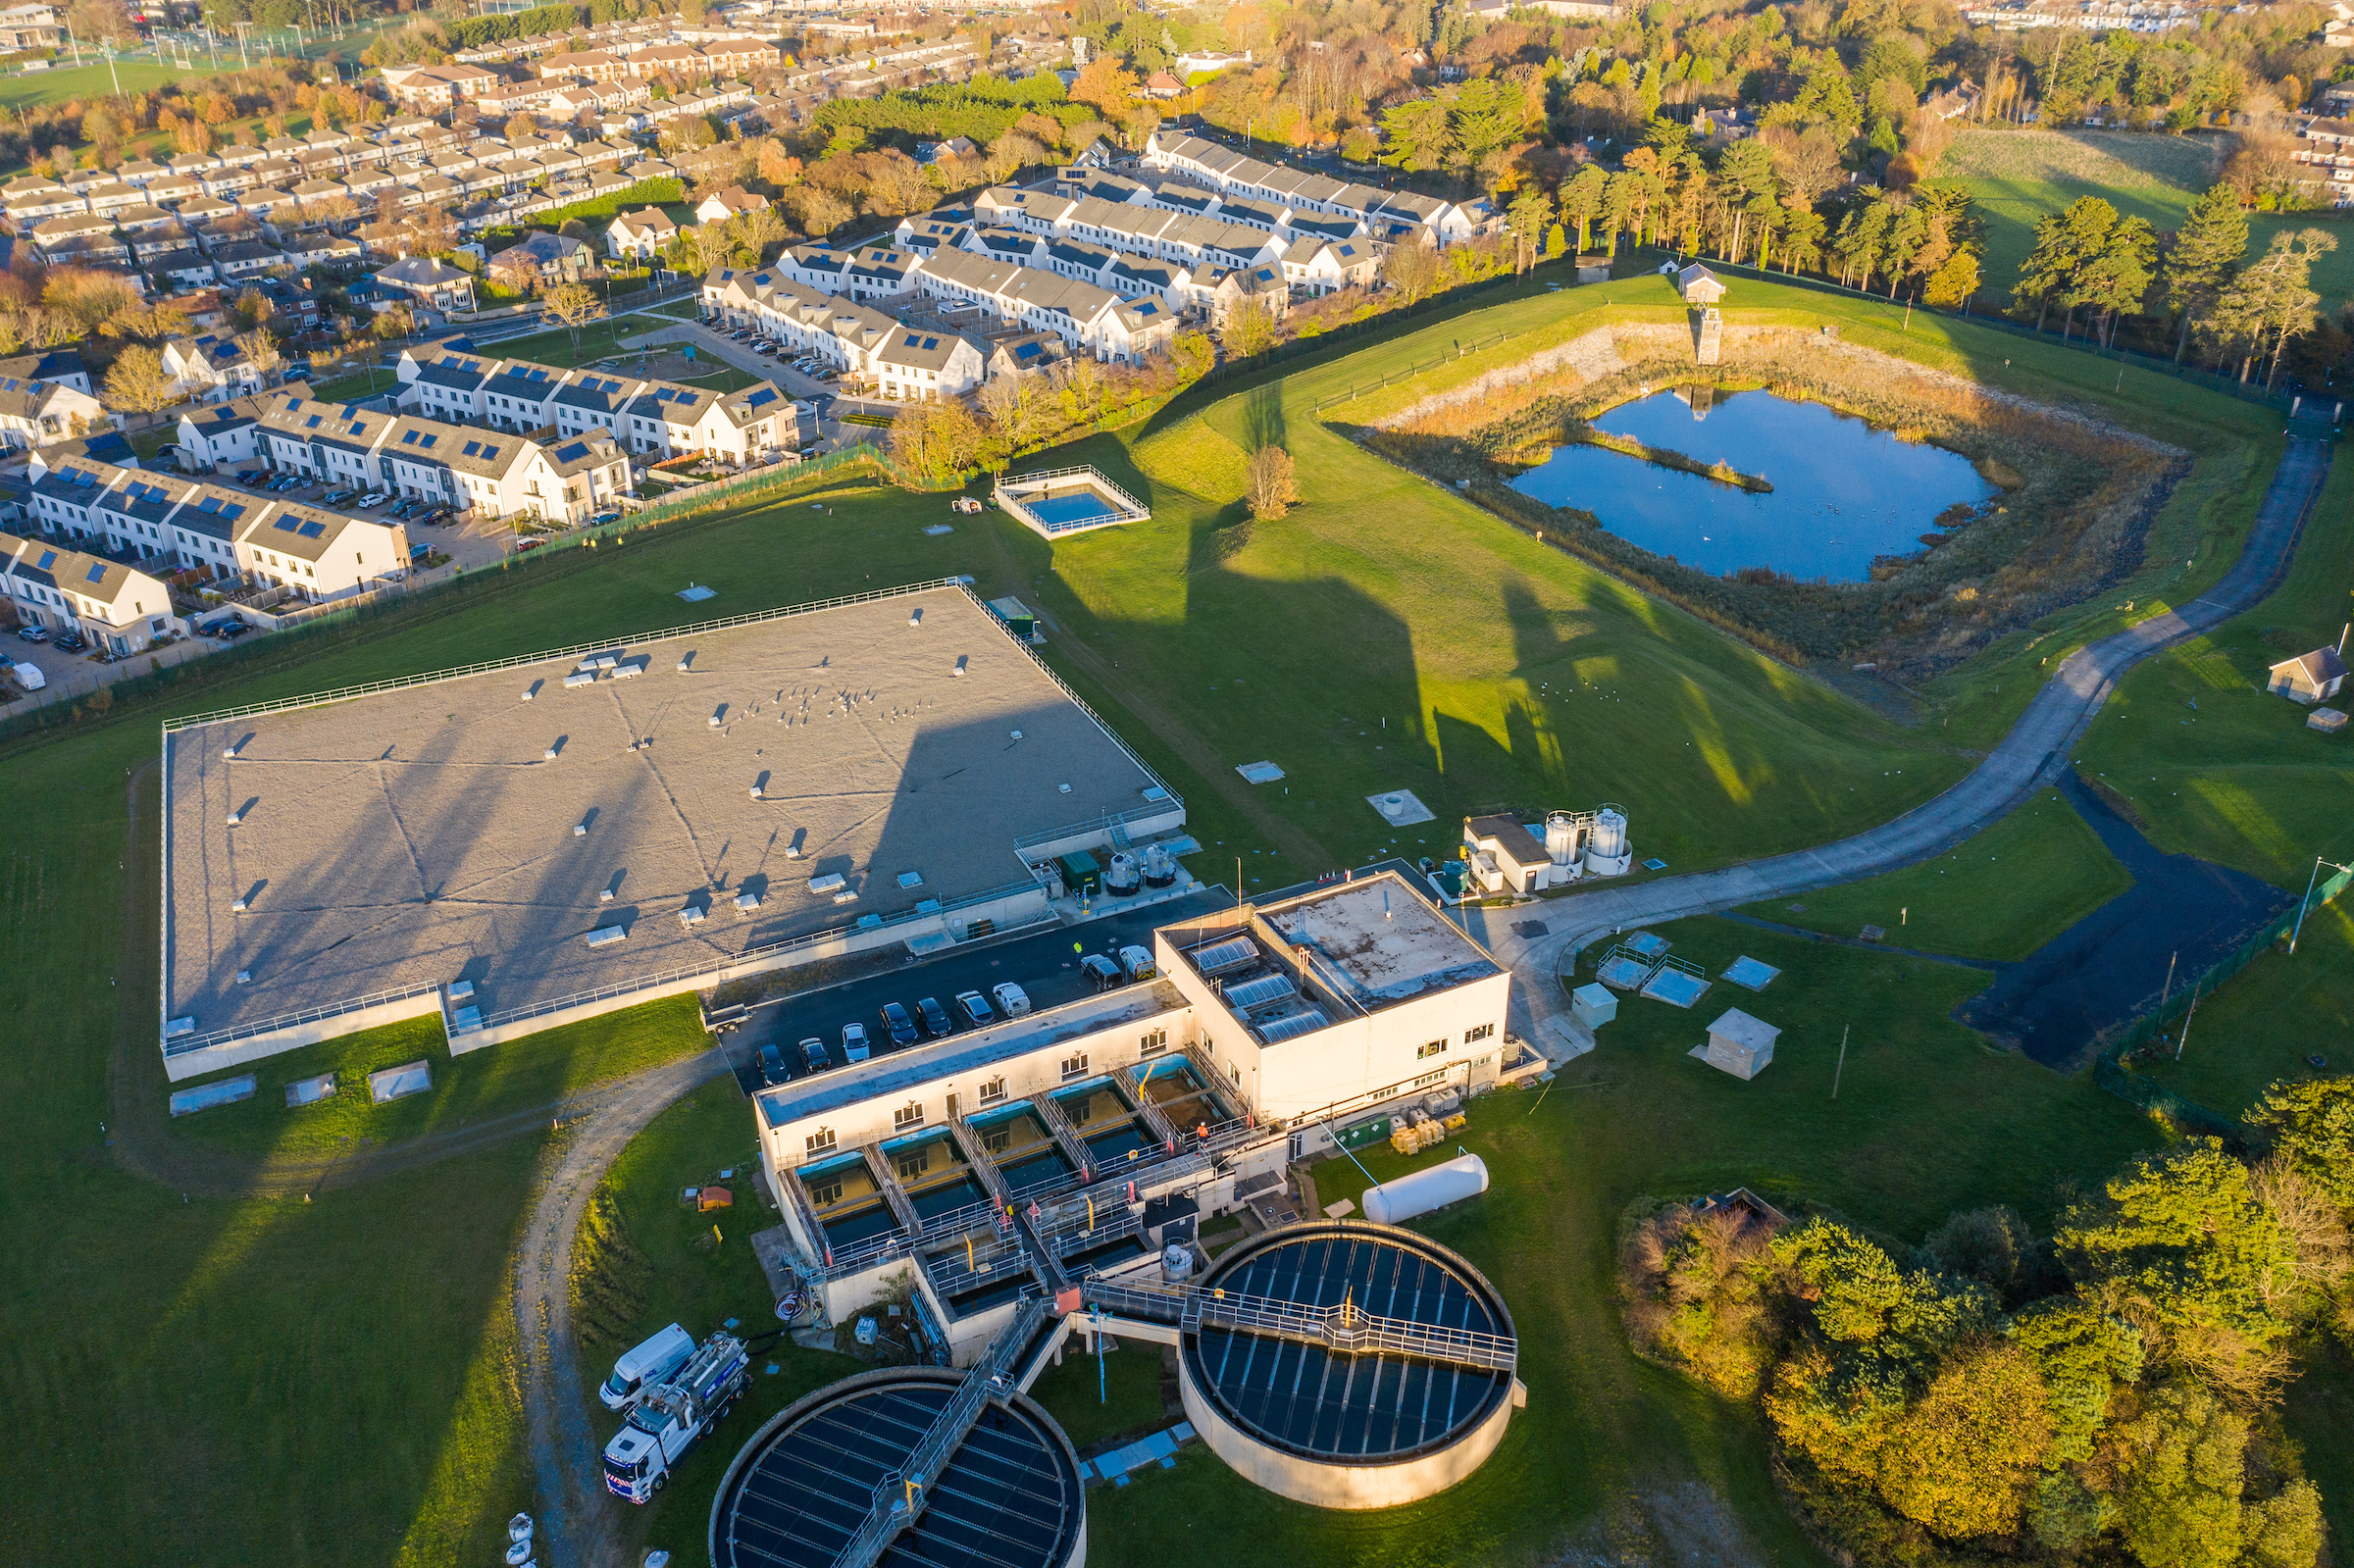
[0,272,2327,1565]
[1736,785,2134,959]
[2127,897,2354,1120]
[2073,446,2354,889]
[569,1079,861,1564]
[166,995,708,1158]
[1074,914,2159,1567]
[0,59,235,113]
[1029,1334,1173,1450]
[1941,128,2354,317]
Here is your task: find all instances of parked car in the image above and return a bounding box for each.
[320,489,354,506]
[879,1001,918,1047]
[756,1041,788,1086]
[517,536,544,552]
[840,1022,871,1063]
[954,989,995,1028]
[233,469,267,484]
[15,625,47,642]
[409,542,430,562]
[990,982,1032,1018]
[1080,953,1123,990]
[51,632,84,653]
[915,996,951,1038]
[215,621,251,639]
[358,492,388,508]
[390,498,419,519]
[798,1037,833,1074]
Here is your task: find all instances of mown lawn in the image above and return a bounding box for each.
[1029,1332,1172,1450]
[0,272,2318,1566]
[570,1079,861,1565]
[2127,897,2354,1121]
[1737,784,2134,960]
[0,59,235,113]
[2073,447,2354,889]
[1077,915,2158,1567]
[166,994,709,1158]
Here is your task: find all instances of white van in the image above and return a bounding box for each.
[599,1322,694,1412]
[991,982,1032,1018]
[1118,945,1156,982]
[7,658,45,691]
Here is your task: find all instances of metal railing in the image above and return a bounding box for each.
[1029,1089,1099,1184]
[866,1144,927,1238]
[947,1113,1014,1209]
[1008,801,1184,857]
[1116,1065,1182,1148]
[1082,1278,1517,1374]
[994,464,1149,516]
[832,1293,1049,1568]
[163,579,960,732]
[164,979,443,1059]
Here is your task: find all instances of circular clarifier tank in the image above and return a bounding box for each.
[710,1368,1085,1568]
[1177,1219,1521,1509]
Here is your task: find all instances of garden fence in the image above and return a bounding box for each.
[2093,866,2354,1135]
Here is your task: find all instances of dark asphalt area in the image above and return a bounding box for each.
[714,886,1236,1095]
[1957,770,2291,1071]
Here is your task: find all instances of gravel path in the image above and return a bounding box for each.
[1466,436,2333,1030]
[514,1044,735,1568]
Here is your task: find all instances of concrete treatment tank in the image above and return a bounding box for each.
[709,1367,1086,1568]
[1176,1220,1521,1510]
[1362,1152,1489,1226]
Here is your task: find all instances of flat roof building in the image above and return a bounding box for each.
[159,583,1181,1079]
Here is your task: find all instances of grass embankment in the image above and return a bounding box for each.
[0,273,2313,1564]
[166,994,708,1158]
[1737,785,2134,960]
[570,1080,860,1564]
[1080,914,2157,1567]
[2127,899,2354,1120]
[1028,1336,1171,1450]
[0,727,537,1568]
[2072,449,2354,891]
[1940,128,2354,317]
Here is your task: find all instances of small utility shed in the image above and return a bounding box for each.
[1569,983,1616,1030]
[1692,1007,1778,1081]
[1463,813,1560,893]
[2269,642,2347,704]
[1675,262,1725,305]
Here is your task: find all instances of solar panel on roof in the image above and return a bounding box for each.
[34,550,53,569]
[274,518,298,531]
[297,521,325,537]
[84,563,106,582]
[1191,936,1257,976]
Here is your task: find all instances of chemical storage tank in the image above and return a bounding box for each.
[1361,1152,1489,1226]
[1141,844,1177,889]
[1584,805,1632,877]
[1104,851,1141,897]
[1176,1220,1521,1510]
[710,1367,1085,1568]
[1544,812,1581,866]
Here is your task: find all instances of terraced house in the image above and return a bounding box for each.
[249,390,631,528]
[0,530,181,653]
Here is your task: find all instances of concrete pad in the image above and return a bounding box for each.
[1366,788,1435,826]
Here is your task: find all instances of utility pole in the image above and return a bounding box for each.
[2175,983,2201,1062]
[1831,1025,1849,1098]
[2289,857,2354,953]
[234,20,249,69]
[100,40,119,96]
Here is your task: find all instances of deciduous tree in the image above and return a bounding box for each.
[103,343,176,415]
[1245,443,1295,519]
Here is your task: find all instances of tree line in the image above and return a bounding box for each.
[1625,1079,2354,1568]
[2014,186,2337,389]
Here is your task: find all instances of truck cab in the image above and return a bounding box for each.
[597,1322,692,1412]
[601,1331,748,1502]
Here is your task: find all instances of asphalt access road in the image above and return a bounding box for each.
[717,885,1235,1094]
[1957,770,2291,1071]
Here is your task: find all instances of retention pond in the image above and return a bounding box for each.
[1508,388,1995,582]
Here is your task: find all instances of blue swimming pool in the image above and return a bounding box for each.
[1022,489,1121,530]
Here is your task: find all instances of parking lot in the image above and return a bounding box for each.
[716,887,1235,1096]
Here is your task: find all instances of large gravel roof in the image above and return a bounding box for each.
[164,585,1160,1039]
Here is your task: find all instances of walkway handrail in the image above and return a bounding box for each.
[1081,1278,1517,1374]
[831,1294,1049,1568]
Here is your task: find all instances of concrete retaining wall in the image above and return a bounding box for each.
[162,987,446,1083]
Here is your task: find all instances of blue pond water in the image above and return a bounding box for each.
[1508,389,1994,582]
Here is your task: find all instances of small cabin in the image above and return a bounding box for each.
[1675,262,1725,306]
[1692,1007,1778,1081]
[1463,813,1563,893]
[2269,645,2347,705]
[1569,983,1617,1031]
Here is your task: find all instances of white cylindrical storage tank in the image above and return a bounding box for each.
[1544,811,1578,865]
[1361,1153,1489,1226]
[1104,851,1141,896]
[1589,806,1627,861]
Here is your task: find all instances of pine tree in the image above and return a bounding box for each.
[2163,182,2250,363]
